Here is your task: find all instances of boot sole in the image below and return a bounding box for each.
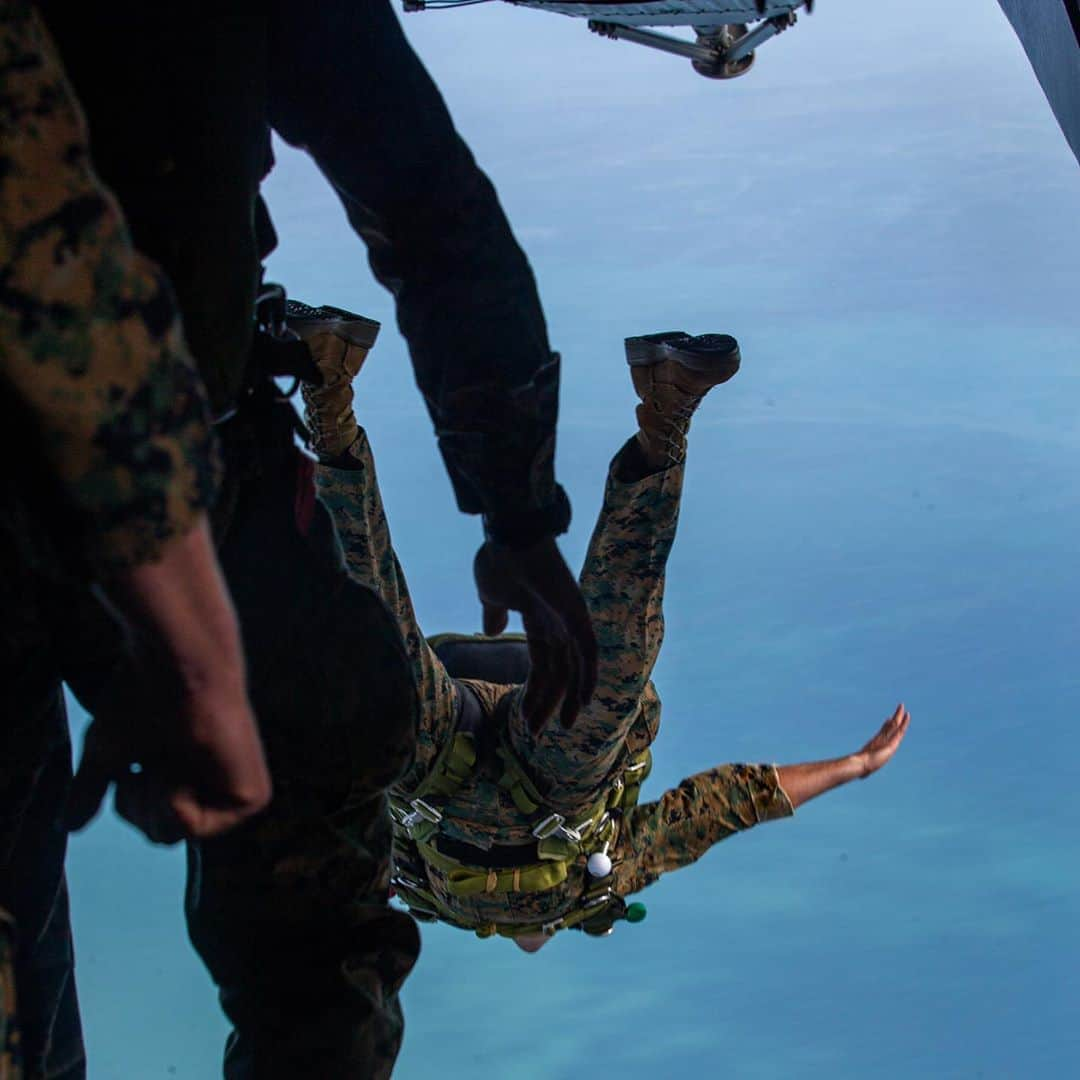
[285,300,381,350]
[625,331,741,378]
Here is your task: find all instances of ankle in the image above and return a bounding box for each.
[613,435,677,482]
[302,380,358,460]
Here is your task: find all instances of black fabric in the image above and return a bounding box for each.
[267,0,568,542]
[36,4,271,418]
[1064,0,1080,49]
[435,835,540,870]
[187,393,421,1079]
[433,636,532,687]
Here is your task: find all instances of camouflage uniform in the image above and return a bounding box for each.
[0,5,223,1078]
[0,1,219,575]
[317,430,794,935]
[1,908,22,1080]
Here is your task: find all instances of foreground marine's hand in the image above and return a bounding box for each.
[67,517,271,842]
[474,537,598,733]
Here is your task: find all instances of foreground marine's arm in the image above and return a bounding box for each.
[266,0,596,729]
[615,705,910,894]
[0,4,269,839]
[0,5,218,573]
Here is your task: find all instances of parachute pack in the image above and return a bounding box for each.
[389,634,652,939]
[403,0,814,80]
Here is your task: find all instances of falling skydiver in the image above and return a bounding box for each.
[290,300,911,949]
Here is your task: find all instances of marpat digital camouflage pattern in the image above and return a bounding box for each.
[316,429,793,934]
[0,1,218,576]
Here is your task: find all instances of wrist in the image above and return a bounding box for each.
[849,752,871,780]
[482,486,571,548]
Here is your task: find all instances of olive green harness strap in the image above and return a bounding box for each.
[419,843,570,897]
[389,706,478,844]
[389,677,654,938]
[415,809,619,899]
[391,873,627,941]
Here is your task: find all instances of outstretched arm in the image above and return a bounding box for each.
[614,704,911,895]
[776,704,910,809]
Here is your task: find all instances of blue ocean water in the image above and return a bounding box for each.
[64,2,1078,1076]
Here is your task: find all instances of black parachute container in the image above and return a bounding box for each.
[404,0,814,80]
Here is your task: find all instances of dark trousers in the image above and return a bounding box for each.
[267,0,553,515]
[189,397,421,1079]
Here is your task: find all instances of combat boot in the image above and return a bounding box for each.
[286,301,381,460]
[625,330,741,471]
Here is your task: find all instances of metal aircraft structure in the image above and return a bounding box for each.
[403,0,815,80]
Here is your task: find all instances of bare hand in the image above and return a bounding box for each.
[66,517,271,842]
[67,683,271,843]
[474,537,598,734]
[855,703,910,778]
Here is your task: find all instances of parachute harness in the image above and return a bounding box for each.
[390,686,651,939]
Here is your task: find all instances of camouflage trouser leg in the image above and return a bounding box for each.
[187,419,420,1080]
[510,442,683,806]
[314,428,460,794]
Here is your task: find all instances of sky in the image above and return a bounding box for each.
[65,2,1078,1077]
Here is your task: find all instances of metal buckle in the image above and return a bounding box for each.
[531,812,582,843]
[582,890,613,913]
[402,798,443,830]
[572,813,597,839]
[254,282,288,337]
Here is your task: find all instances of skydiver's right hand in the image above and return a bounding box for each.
[474,536,598,734]
[854,704,911,779]
[66,516,271,841]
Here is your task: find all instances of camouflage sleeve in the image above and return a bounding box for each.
[432,352,571,548]
[0,4,219,574]
[614,764,794,896]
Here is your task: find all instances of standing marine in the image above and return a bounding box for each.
[0,4,271,1076]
